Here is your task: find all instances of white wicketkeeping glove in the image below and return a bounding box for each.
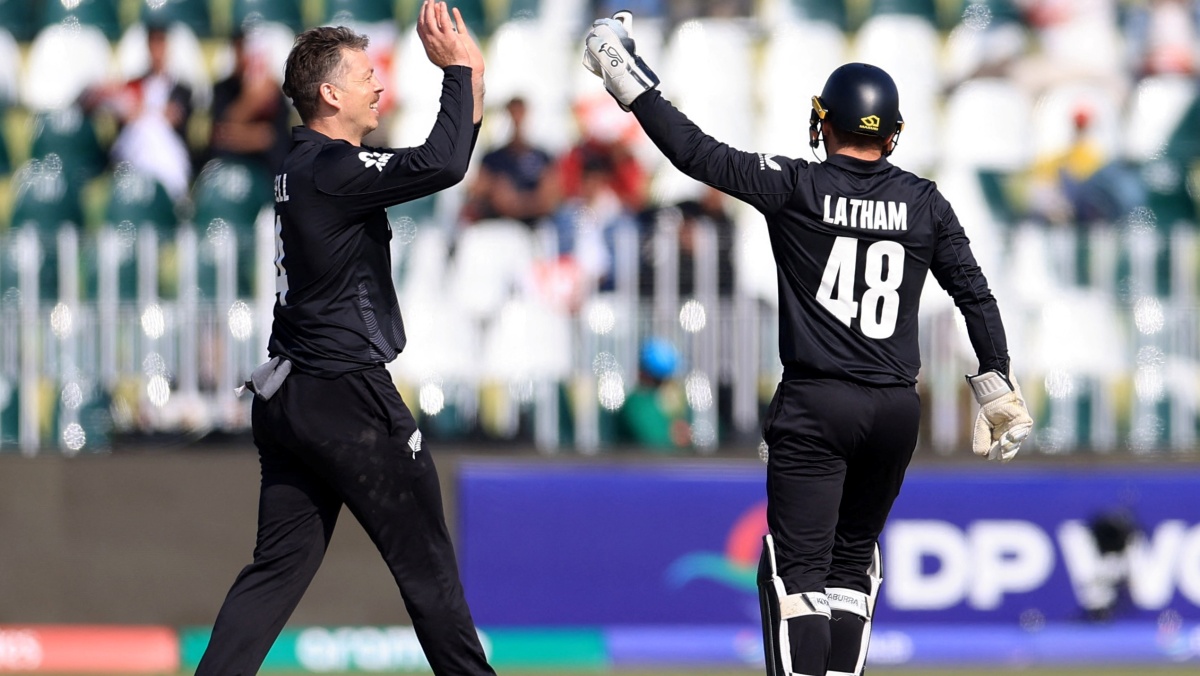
[967,370,1033,462]
[582,11,660,111]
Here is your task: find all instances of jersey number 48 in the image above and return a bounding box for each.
[816,236,905,340]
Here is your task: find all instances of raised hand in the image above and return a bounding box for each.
[417,0,469,69]
[582,12,660,111]
[450,5,485,122]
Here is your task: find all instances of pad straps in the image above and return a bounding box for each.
[825,587,869,619]
[779,590,831,620]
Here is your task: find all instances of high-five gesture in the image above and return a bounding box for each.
[417,0,469,69]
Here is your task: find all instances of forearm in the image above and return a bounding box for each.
[630,90,721,181]
[470,68,484,124]
[410,66,476,180]
[959,298,1010,374]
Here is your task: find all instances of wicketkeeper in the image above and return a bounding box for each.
[582,13,1033,676]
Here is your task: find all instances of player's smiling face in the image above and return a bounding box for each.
[333,48,384,139]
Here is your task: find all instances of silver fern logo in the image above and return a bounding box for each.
[359,151,394,172]
[758,153,781,171]
[408,429,423,458]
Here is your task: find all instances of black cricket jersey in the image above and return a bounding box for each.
[267,66,479,376]
[631,90,1008,386]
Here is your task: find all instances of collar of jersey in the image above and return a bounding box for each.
[825,152,892,175]
[292,126,347,145]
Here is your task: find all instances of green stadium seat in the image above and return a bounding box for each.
[976,170,1020,226]
[101,168,181,301]
[867,0,938,24]
[192,159,273,296]
[233,0,303,33]
[1141,95,1200,227]
[324,0,395,24]
[193,159,273,230]
[141,0,212,37]
[0,0,36,42]
[1163,93,1200,164]
[387,194,437,224]
[10,159,85,300]
[0,384,15,449]
[790,0,847,30]
[30,107,108,191]
[11,161,84,235]
[107,168,178,236]
[39,0,123,41]
[0,117,9,177]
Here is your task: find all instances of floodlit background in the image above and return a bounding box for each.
[0,0,1199,674]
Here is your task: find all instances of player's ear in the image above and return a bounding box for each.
[319,82,341,110]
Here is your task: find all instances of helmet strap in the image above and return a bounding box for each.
[884,121,904,158]
[808,96,826,151]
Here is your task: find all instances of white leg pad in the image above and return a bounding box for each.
[826,544,882,676]
[759,535,830,676]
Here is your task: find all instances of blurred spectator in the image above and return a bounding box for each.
[80,21,194,200]
[640,185,736,297]
[1025,105,1143,225]
[1124,0,1199,78]
[462,96,560,227]
[942,0,1032,94]
[551,145,638,292]
[1009,0,1128,101]
[208,29,293,177]
[559,95,649,214]
[617,337,691,451]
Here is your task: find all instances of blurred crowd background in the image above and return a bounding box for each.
[0,0,1198,458]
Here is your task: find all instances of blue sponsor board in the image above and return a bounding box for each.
[458,462,1200,630]
[598,622,1200,667]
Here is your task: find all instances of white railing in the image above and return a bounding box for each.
[0,216,1196,456]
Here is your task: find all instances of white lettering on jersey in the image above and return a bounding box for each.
[274,173,289,202]
[758,153,782,171]
[359,151,394,172]
[822,195,908,231]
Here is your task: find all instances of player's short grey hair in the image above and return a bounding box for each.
[283,26,370,123]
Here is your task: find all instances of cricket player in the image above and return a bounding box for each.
[583,13,1034,676]
[195,3,495,674]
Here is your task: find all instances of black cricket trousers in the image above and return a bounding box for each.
[762,374,920,673]
[196,366,495,676]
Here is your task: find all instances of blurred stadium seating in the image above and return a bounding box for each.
[0,0,1197,458]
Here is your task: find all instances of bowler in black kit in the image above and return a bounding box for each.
[195,3,496,675]
[584,14,1034,676]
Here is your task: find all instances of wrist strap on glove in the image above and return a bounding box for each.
[967,370,1014,404]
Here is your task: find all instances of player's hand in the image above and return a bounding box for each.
[417,0,469,69]
[582,11,659,111]
[582,11,635,77]
[967,370,1033,462]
